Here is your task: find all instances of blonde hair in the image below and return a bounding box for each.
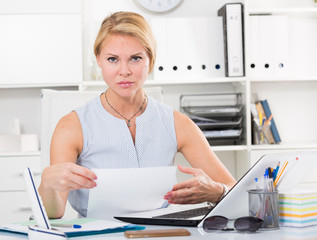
[94,11,157,73]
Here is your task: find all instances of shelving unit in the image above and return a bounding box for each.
[0,0,82,224]
[244,0,317,169]
[0,0,317,223]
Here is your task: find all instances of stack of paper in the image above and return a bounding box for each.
[279,191,317,227]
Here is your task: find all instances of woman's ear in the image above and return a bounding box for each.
[96,54,101,67]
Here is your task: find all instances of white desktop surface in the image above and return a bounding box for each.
[1,224,317,240]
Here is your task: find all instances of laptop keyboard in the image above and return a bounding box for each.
[152,206,211,219]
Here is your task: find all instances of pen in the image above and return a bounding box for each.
[273,162,280,181]
[263,169,269,192]
[254,177,260,191]
[268,167,274,191]
[51,223,82,229]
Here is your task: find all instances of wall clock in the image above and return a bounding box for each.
[135,0,183,13]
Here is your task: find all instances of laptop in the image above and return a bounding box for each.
[115,150,317,227]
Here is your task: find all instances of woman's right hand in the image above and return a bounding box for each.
[41,162,97,192]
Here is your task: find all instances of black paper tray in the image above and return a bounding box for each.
[190,116,242,130]
[183,105,242,118]
[202,129,242,140]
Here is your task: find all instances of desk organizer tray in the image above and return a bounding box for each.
[190,116,242,130]
[183,105,242,117]
[203,129,243,146]
[180,93,243,117]
[180,93,244,145]
[202,129,242,139]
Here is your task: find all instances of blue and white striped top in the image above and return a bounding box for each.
[68,94,178,217]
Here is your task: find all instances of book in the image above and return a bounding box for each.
[255,101,275,144]
[0,218,144,237]
[261,99,281,143]
[218,3,245,77]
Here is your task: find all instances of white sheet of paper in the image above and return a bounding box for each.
[87,166,177,220]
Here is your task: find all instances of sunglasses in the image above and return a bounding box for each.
[203,215,264,232]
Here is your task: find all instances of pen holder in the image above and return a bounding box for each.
[248,189,279,230]
[254,124,272,145]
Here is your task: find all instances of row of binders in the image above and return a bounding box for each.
[251,99,281,145]
[180,93,243,146]
[151,2,294,80]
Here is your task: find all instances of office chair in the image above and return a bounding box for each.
[40,87,163,170]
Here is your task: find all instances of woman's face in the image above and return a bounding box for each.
[97,34,150,98]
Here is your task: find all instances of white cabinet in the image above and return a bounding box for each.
[0,14,82,87]
[0,153,41,224]
[0,0,81,225]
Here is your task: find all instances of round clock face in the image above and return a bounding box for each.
[136,0,183,13]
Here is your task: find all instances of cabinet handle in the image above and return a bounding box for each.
[18,171,41,177]
[18,207,32,212]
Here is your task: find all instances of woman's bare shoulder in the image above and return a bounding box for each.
[51,111,83,157]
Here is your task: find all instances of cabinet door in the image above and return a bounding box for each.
[0,14,82,85]
[0,191,31,225]
[0,155,41,191]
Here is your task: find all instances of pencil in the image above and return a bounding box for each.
[275,157,299,189]
[265,114,273,126]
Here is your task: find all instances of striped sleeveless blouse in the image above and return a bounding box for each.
[68,94,178,217]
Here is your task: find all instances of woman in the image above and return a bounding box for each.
[39,11,236,219]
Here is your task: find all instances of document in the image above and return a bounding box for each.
[87,166,177,220]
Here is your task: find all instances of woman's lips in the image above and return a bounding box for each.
[118,81,133,88]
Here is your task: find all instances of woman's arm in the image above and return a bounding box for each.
[164,111,236,204]
[38,111,97,218]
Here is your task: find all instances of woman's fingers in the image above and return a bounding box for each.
[177,165,203,177]
[69,163,97,181]
[164,166,218,204]
[62,170,97,190]
[43,163,97,192]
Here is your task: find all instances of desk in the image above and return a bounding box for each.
[1,225,317,240]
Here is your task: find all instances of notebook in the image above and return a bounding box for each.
[115,150,317,227]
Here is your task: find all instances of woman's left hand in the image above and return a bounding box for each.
[164,165,224,204]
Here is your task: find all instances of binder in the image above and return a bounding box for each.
[218,3,244,77]
[151,17,225,80]
[248,15,288,77]
[261,99,281,143]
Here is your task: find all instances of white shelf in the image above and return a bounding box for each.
[0,82,81,89]
[251,142,317,151]
[249,76,317,82]
[0,151,40,157]
[249,7,317,16]
[213,145,248,152]
[81,77,246,88]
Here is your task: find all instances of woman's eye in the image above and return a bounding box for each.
[131,56,142,62]
[107,57,117,63]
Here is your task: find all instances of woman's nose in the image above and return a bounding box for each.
[119,62,132,76]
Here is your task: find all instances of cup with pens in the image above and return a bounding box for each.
[248,165,281,230]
